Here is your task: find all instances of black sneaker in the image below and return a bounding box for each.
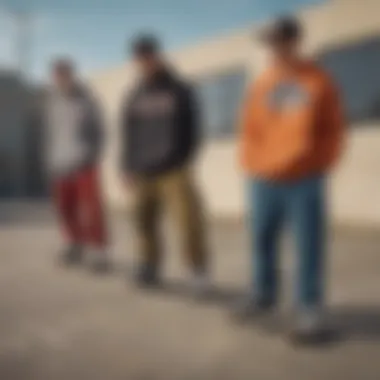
[134,263,160,289]
[231,295,274,322]
[59,245,84,267]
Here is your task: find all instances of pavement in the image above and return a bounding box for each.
[0,203,380,380]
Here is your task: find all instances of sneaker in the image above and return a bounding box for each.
[190,272,212,299]
[231,295,274,322]
[134,263,160,289]
[289,309,336,346]
[89,249,112,274]
[59,244,84,267]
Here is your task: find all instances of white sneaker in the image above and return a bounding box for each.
[190,272,211,298]
[89,248,112,273]
[289,307,335,345]
[297,308,324,332]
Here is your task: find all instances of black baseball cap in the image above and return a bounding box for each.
[131,34,161,57]
[260,16,302,44]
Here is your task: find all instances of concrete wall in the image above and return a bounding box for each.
[89,0,380,228]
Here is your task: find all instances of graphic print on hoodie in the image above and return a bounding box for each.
[121,69,199,176]
[268,81,311,112]
[132,91,177,168]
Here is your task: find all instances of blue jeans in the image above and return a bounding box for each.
[248,175,326,309]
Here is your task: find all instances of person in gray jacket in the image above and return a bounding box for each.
[45,58,110,272]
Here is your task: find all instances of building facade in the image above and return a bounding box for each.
[0,73,47,199]
[89,0,380,228]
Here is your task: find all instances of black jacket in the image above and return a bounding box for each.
[120,68,200,176]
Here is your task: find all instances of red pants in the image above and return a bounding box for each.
[53,167,107,247]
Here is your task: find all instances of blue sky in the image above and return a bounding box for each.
[0,0,323,79]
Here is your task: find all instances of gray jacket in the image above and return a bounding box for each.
[43,85,104,178]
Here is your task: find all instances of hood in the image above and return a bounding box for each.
[143,66,177,88]
[49,83,89,100]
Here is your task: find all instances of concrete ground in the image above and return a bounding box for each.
[0,203,380,380]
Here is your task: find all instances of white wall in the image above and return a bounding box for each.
[89,0,380,228]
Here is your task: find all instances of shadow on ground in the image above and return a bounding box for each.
[122,261,243,304]
[122,258,380,345]
[329,306,380,342]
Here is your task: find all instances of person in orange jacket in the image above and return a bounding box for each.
[236,17,345,345]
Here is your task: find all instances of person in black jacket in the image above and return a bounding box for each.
[120,35,209,293]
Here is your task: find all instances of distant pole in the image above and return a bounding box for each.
[5,6,32,79]
[13,10,32,78]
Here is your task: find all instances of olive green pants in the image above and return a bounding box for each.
[132,168,207,272]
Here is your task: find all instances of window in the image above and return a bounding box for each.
[318,37,380,123]
[194,68,247,138]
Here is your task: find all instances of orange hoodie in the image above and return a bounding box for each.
[240,61,345,181]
